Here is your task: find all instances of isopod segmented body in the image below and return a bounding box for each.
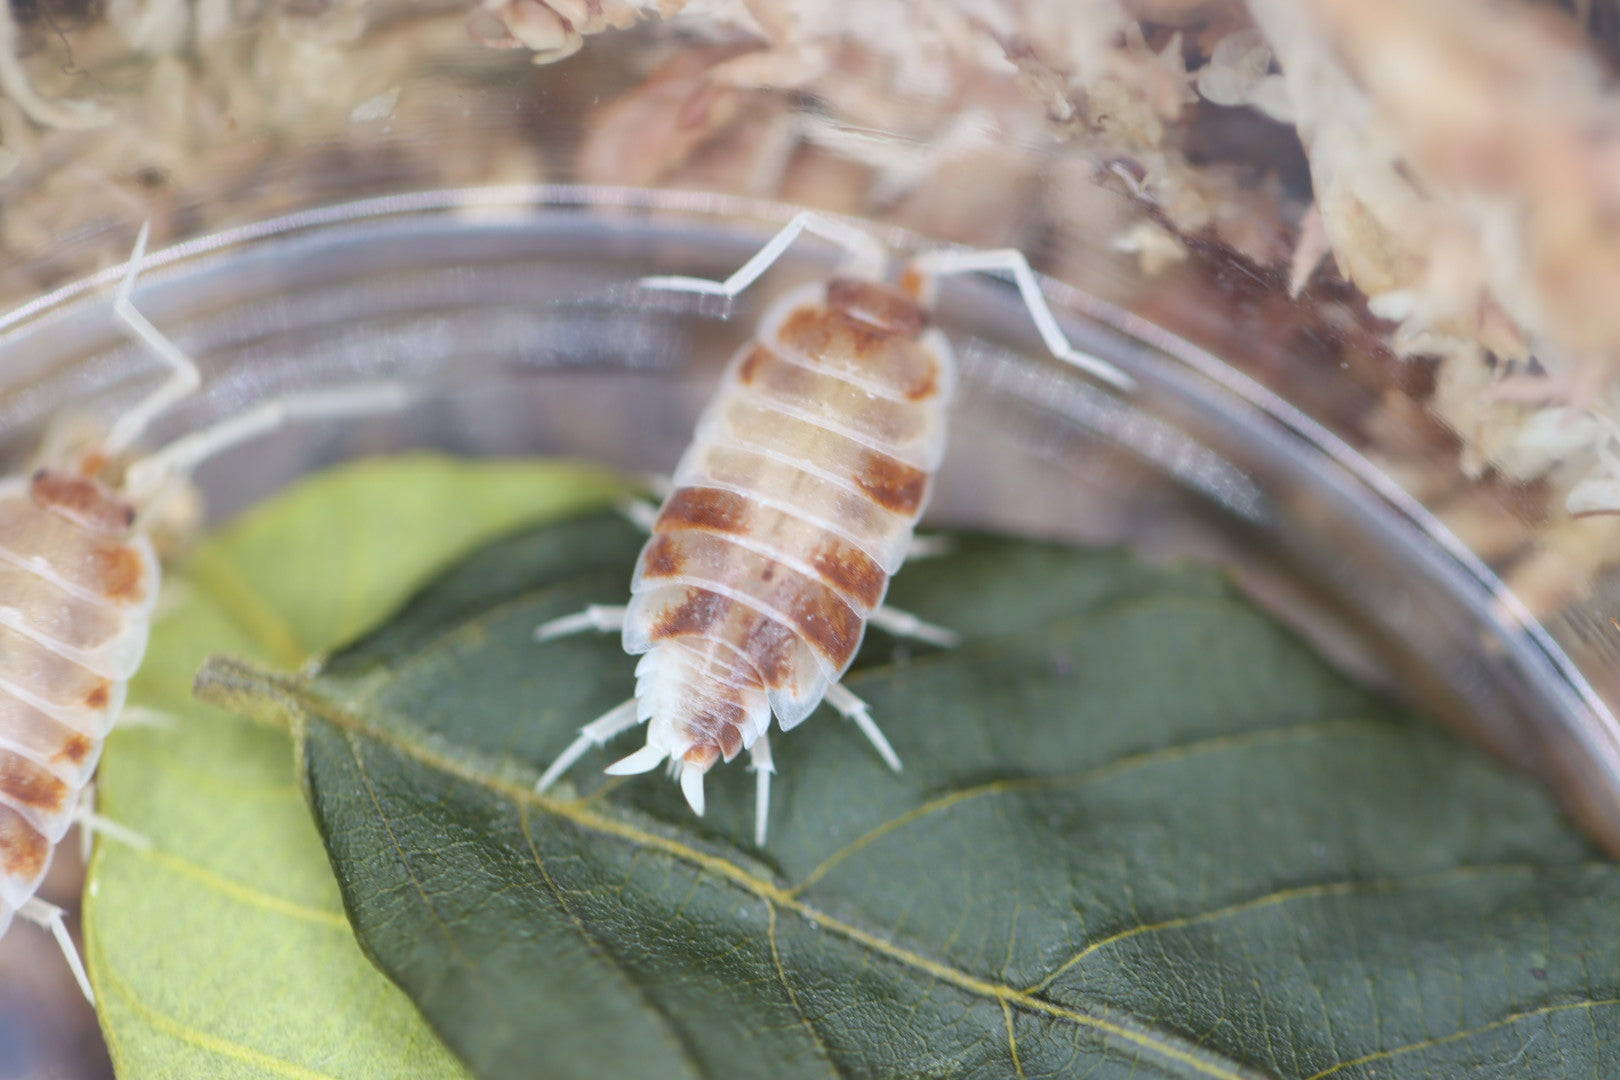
[536,212,1135,843]
[0,463,159,949]
[0,225,409,1001]
[624,271,951,770]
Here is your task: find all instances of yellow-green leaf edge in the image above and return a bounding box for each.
[85,454,628,1079]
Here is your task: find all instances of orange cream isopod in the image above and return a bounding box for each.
[535,212,1135,844]
[0,225,407,1001]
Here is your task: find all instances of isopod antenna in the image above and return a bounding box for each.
[905,247,1138,394]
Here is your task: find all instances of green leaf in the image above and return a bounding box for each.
[86,454,627,1079]
[195,499,1620,1080]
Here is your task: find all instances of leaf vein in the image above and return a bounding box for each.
[94,932,367,1080]
[765,901,847,1079]
[1304,998,1620,1079]
[342,727,518,1036]
[1002,998,1027,1080]
[1027,865,1546,995]
[287,685,1270,1080]
[519,802,711,1080]
[139,847,351,929]
[789,718,1392,898]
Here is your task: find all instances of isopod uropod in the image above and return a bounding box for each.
[534,211,1136,844]
[0,225,408,1001]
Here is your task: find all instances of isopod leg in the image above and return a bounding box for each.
[18,898,93,1005]
[533,603,629,642]
[124,381,416,503]
[639,210,887,299]
[632,472,675,501]
[107,223,412,496]
[613,474,677,533]
[72,782,153,865]
[103,220,202,459]
[535,697,640,794]
[617,497,660,534]
[904,247,1138,393]
[824,682,901,773]
[749,733,775,846]
[113,705,177,730]
[903,534,954,563]
[868,604,962,648]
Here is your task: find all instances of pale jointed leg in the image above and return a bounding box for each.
[903,533,954,563]
[533,604,629,643]
[617,497,660,534]
[124,382,416,505]
[868,604,961,648]
[749,733,775,846]
[111,705,177,731]
[25,787,152,1006]
[104,220,415,500]
[905,247,1138,393]
[19,898,94,1005]
[104,220,202,459]
[639,211,888,299]
[535,698,640,795]
[630,472,675,502]
[825,681,901,773]
[73,781,153,865]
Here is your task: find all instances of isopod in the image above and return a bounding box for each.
[0,224,409,1001]
[534,211,1135,844]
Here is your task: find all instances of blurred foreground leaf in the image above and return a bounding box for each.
[86,455,625,1079]
[196,493,1620,1079]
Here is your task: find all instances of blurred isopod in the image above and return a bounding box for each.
[0,223,410,1002]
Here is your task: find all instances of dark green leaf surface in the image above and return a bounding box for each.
[198,499,1620,1080]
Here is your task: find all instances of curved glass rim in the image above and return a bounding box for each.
[0,182,1612,843]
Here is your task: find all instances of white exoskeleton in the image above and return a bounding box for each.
[535,211,1137,845]
[0,224,410,1002]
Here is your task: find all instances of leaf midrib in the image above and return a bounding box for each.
[286,678,1283,1080]
[213,653,1620,1080]
[519,804,730,1080]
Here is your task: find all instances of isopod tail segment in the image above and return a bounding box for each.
[533,603,930,844]
[0,221,415,1005]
